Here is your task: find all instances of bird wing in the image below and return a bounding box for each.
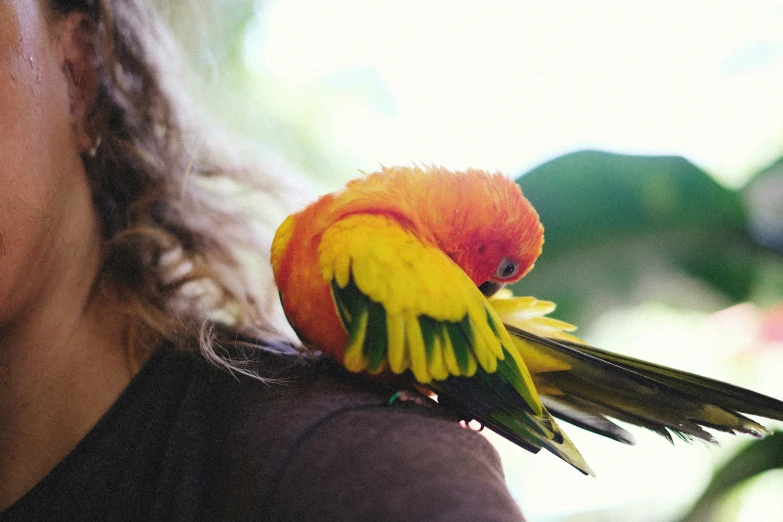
[319,213,534,398]
[319,213,594,475]
[491,293,783,445]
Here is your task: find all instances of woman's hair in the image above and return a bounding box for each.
[47,0,296,373]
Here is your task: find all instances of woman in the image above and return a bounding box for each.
[0,1,524,520]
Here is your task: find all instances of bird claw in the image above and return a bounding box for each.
[388,390,431,407]
[388,391,485,433]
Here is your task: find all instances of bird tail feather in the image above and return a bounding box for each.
[505,324,783,444]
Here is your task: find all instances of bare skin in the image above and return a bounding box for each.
[0,2,132,509]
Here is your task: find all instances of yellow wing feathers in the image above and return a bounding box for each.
[490,292,576,375]
[318,214,542,414]
[320,214,469,320]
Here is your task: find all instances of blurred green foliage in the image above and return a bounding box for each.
[680,431,783,521]
[512,150,783,326]
[512,150,783,519]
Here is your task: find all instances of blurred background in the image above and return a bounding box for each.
[155,0,783,520]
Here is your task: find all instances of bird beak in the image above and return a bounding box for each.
[478,281,505,297]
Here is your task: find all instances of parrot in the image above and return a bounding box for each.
[270,164,783,476]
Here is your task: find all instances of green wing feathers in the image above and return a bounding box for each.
[431,362,595,476]
[333,274,536,402]
[334,276,482,379]
[330,274,594,475]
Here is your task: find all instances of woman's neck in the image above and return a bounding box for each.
[0,268,133,510]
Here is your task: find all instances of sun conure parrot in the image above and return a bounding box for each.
[270,164,783,476]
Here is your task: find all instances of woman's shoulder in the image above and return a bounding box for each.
[180,341,524,521]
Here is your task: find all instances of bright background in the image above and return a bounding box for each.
[157,1,783,520]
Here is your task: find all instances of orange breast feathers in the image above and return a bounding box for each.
[270,165,544,361]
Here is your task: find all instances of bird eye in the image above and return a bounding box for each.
[495,258,518,279]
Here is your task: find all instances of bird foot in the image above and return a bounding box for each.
[388,389,431,407]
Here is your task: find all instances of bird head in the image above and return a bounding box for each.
[413,166,545,296]
[344,165,544,296]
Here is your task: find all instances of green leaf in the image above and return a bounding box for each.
[518,151,746,253]
[680,432,783,521]
[743,156,783,252]
[512,150,783,325]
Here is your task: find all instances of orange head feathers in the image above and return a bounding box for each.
[338,165,544,288]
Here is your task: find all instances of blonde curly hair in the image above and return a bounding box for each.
[48,0,298,373]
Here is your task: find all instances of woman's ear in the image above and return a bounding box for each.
[57,12,99,155]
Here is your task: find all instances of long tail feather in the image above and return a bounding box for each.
[541,395,636,445]
[505,324,783,443]
[559,339,783,423]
